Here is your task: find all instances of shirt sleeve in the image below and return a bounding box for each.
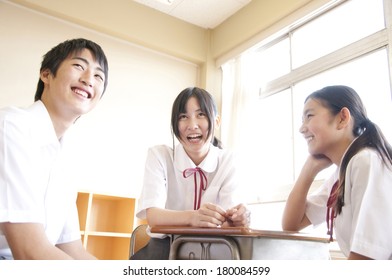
[0,113,44,224]
[56,202,82,244]
[135,146,169,219]
[347,150,392,259]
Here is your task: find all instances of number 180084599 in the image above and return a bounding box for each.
[216,266,270,276]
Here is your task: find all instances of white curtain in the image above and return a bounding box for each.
[221,51,259,152]
[220,51,260,202]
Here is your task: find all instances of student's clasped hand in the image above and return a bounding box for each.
[192,203,250,228]
[223,203,250,227]
[192,202,227,227]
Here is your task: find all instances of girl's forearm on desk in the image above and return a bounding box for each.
[146,208,194,227]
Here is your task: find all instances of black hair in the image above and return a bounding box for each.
[34,38,109,101]
[171,87,223,149]
[306,85,392,214]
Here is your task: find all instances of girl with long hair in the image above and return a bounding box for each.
[132,87,249,259]
[282,85,392,259]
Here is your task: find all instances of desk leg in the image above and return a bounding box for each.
[169,236,241,260]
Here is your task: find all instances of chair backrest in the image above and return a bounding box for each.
[129,224,150,258]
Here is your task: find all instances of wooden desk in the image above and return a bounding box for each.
[151,226,330,260]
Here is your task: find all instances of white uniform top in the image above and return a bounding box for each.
[136,144,240,236]
[0,101,81,259]
[306,148,392,259]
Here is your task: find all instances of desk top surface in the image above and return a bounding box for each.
[150,226,330,243]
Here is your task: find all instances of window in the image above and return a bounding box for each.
[291,0,385,68]
[223,0,392,206]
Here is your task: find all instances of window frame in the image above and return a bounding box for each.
[250,0,392,203]
[260,0,392,99]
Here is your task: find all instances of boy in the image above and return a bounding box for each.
[0,38,108,259]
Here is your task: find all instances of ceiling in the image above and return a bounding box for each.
[133,0,252,29]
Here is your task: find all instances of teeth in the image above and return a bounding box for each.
[73,88,89,98]
[187,134,202,141]
[188,134,201,138]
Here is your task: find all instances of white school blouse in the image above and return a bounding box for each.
[306,148,392,259]
[0,101,81,258]
[136,144,240,233]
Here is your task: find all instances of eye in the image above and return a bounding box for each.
[95,73,104,82]
[198,112,206,118]
[302,113,313,123]
[74,63,84,70]
[304,113,314,121]
[178,114,187,120]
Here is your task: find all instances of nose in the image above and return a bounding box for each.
[80,70,93,87]
[187,117,199,130]
[299,122,306,134]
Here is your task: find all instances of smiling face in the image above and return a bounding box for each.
[178,96,214,165]
[299,98,343,159]
[40,48,106,123]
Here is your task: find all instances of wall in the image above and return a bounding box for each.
[0,0,336,198]
[7,0,209,64]
[5,0,334,115]
[0,1,198,197]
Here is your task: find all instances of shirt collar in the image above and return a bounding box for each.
[174,143,219,172]
[27,101,64,147]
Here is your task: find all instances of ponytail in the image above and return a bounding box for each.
[336,118,392,214]
[306,85,392,215]
[212,136,223,149]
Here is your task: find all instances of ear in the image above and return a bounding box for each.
[40,69,51,84]
[337,107,351,130]
[214,115,221,129]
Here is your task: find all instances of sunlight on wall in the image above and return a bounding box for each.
[0,1,198,198]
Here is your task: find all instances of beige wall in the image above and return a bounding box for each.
[8,0,332,84]
[0,0,198,197]
[1,0,333,196]
[9,0,208,63]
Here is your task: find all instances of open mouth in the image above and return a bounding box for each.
[187,134,203,142]
[72,87,91,99]
[305,136,314,143]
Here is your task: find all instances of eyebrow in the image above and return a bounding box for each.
[72,56,105,75]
